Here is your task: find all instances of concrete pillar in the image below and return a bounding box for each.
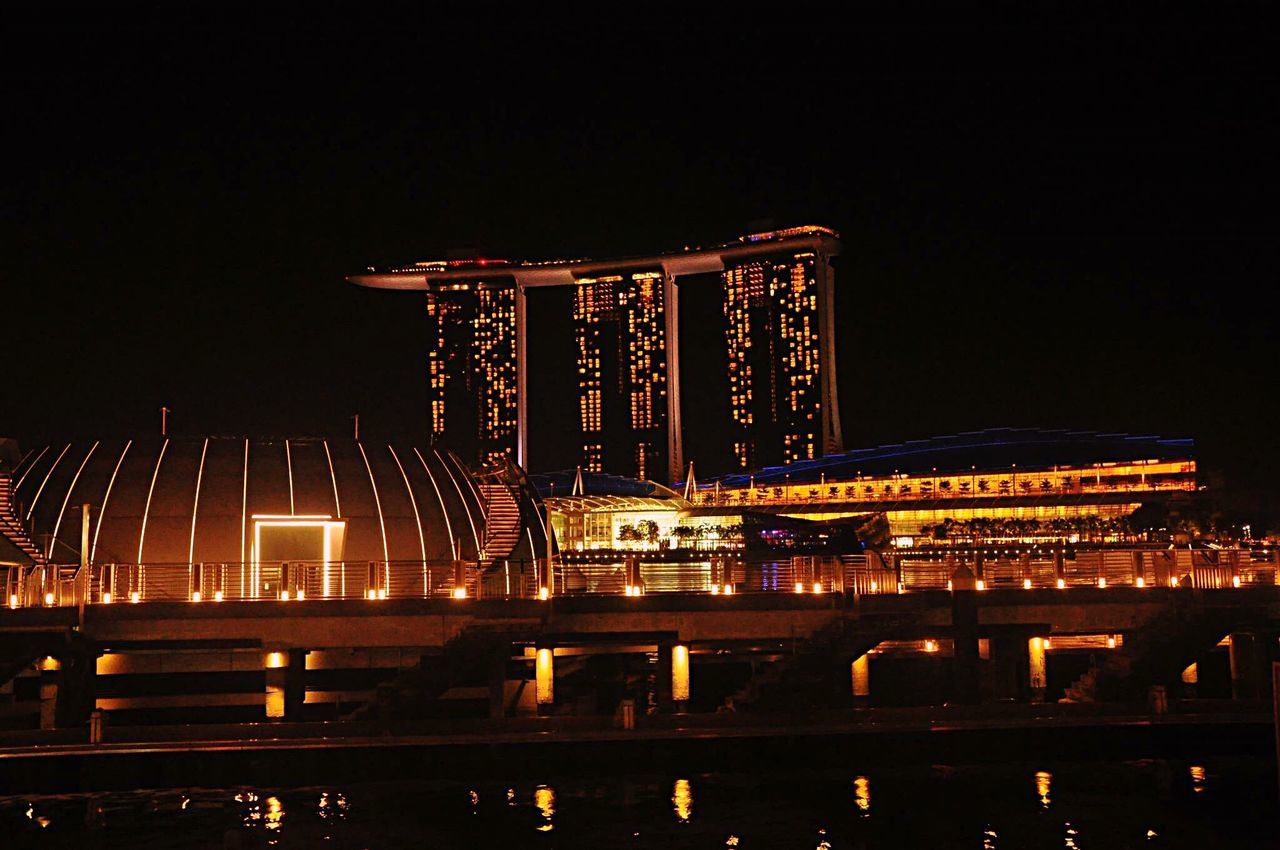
[851,653,871,700]
[535,646,554,714]
[972,551,985,582]
[55,647,97,728]
[1028,636,1048,702]
[671,644,690,708]
[1230,632,1260,700]
[39,661,58,730]
[951,590,980,704]
[489,645,508,719]
[656,643,674,712]
[988,635,1027,702]
[1053,551,1065,586]
[285,650,307,720]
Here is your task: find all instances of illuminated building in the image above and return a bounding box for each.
[348,226,844,482]
[534,429,1200,552]
[425,280,519,466]
[573,271,668,479]
[722,249,831,469]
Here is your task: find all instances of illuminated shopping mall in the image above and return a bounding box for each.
[537,428,1200,552]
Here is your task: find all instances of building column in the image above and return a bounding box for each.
[513,282,528,468]
[813,250,843,453]
[662,271,684,485]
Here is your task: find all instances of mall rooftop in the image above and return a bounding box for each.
[695,428,1196,489]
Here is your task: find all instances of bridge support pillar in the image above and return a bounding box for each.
[951,589,980,704]
[851,653,871,702]
[265,649,307,721]
[1230,631,1260,700]
[656,642,674,712]
[1028,637,1047,702]
[38,646,97,730]
[988,635,1028,702]
[489,645,508,719]
[535,645,554,715]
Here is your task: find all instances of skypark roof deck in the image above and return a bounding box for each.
[347,225,841,290]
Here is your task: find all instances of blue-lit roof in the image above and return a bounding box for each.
[695,428,1195,489]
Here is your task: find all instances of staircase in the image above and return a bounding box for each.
[479,483,523,569]
[1065,596,1267,701]
[0,474,45,566]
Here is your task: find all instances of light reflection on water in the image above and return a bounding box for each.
[672,778,692,823]
[0,759,1272,848]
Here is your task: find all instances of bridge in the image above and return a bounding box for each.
[3,549,1278,733]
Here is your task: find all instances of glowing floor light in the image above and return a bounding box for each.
[130,591,141,603]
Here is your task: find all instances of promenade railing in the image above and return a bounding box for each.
[3,548,1276,608]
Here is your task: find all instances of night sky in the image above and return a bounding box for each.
[3,10,1275,495]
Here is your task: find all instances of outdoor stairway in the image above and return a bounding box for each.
[1065,595,1268,701]
[0,473,45,565]
[479,483,523,569]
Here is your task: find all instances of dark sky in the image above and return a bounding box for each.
[2,9,1276,491]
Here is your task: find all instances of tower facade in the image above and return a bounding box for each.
[573,271,668,480]
[425,281,519,465]
[722,250,826,470]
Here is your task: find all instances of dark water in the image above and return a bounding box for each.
[1,759,1275,848]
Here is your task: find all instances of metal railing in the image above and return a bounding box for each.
[2,548,1276,609]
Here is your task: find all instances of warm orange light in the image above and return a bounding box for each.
[924,639,938,653]
[296,589,305,601]
[794,582,805,594]
[1135,577,1145,588]
[1055,578,1065,589]
[1232,575,1241,588]
[1022,578,1032,590]
[44,592,55,606]
[1043,638,1052,649]
[130,590,141,603]
[214,590,224,602]
[869,580,878,592]
[723,583,734,595]
[1097,577,1107,588]
[976,580,986,591]
[378,588,387,600]
[280,590,291,601]
[538,586,550,601]
[1106,636,1117,649]
[710,584,721,595]
[265,651,286,669]
[536,648,554,704]
[671,645,690,702]
[191,591,202,603]
[452,587,467,600]
[1168,576,1178,588]
[101,592,112,604]
[812,581,823,594]
[8,593,17,609]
